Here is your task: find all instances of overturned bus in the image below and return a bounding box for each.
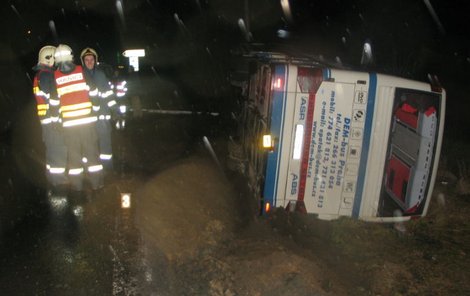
[233,52,445,222]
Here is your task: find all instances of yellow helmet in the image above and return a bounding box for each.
[80,47,98,64]
[38,45,56,67]
[54,44,73,64]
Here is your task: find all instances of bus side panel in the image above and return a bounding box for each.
[280,68,308,208]
[355,84,395,218]
[274,65,301,208]
[302,81,357,216]
[263,65,288,213]
[351,73,378,218]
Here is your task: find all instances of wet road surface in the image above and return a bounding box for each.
[0,113,217,295]
[0,178,141,295]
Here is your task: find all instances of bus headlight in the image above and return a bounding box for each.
[262,134,274,150]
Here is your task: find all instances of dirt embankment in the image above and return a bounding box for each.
[136,154,239,260]
[133,148,470,296]
[133,151,334,295]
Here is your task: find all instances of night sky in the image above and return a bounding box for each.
[1,0,469,137]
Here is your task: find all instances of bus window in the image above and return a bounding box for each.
[381,88,440,216]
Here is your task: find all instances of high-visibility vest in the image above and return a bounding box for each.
[33,68,52,125]
[55,65,97,127]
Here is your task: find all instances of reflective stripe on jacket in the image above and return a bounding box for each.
[83,66,116,120]
[55,65,97,127]
[33,67,53,124]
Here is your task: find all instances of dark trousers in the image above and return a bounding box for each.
[42,123,68,187]
[96,119,113,170]
[63,122,103,191]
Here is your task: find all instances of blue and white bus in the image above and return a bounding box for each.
[236,52,445,222]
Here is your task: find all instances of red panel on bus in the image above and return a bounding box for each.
[395,106,418,129]
[386,156,411,203]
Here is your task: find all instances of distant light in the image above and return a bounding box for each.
[123,49,145,72]
[121,193,131,208]
[27,30,31,34]
[129,56,140,71]
[123,49,145,57]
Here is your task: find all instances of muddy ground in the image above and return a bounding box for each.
[120,114,470,296]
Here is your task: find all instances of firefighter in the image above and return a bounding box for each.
[32,45,68,194]
[80,47,116,173]
[54,44,104,194]
[110,68,128,130]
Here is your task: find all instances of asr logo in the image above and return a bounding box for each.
[299,97,307,120]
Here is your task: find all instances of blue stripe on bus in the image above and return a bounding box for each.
[352,73,377,218]
[263,65,288,213]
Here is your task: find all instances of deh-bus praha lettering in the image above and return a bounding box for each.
[308,89,352,208]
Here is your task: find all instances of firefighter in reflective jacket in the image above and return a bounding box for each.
[33,45,68,193]
[54,44,104,193]
[80,47,116,172]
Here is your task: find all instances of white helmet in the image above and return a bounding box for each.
[54,44,73,64]
[80,47,98,64]
[38,45,56,67]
